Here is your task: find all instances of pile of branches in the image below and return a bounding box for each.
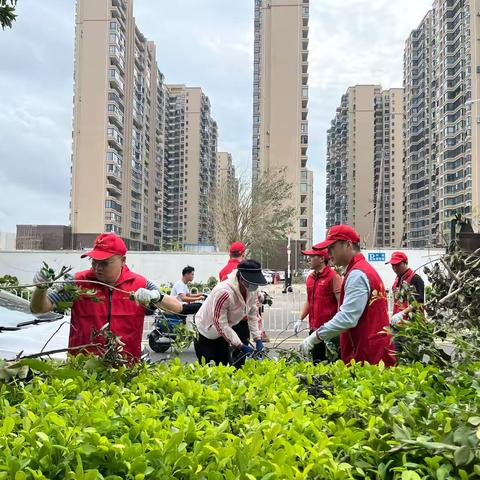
[395,245,480,367]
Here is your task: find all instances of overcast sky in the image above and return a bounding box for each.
[0,0,432,241]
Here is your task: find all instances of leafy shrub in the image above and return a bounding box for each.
[1,358,480,479]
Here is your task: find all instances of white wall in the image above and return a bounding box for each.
[361,248,444,288]
[0,248,445,288]
[0,233,16,251]
[0,251,229,286]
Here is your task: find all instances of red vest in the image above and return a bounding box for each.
[219,258,240,281]
[339,254,396,366]
[70,266,147,360]
[306,265,339,330]
[392,268,416,314]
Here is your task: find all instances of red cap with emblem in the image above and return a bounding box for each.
[315,224,361,250]
[386,251,408,265]
[81,233,127,260]
[302,243,330,259]
[229,241,245,255]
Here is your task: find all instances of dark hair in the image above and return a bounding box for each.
[182,266,195,276]
[230,251,243,259]
[338,240,361,252]
[352,242,361,252]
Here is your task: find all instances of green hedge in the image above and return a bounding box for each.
[1,358,479,479]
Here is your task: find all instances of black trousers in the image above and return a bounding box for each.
[309,329,327,364]
[194,333,231,365]
[181,302,203,316]
[231,320,250,368]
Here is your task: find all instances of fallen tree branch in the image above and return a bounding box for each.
[16,343,102,360]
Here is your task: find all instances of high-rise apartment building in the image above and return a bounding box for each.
[434,0,479,240]
[373,88,405,248]
[326,85,404,248]
[403,0,480,246]
[252,0,313,250]
[403,11,438,248]
[71,0,168,250]
[163,86,218,249]
[71,0,219,251]
[215,152,238,250]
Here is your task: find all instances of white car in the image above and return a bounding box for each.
[302,269,313,279]
[0,291,70,360]
[262,271,273,284]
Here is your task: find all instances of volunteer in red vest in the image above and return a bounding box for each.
[387,251,425,327]
[219,241,245,281]
[293,244,342,363]
[299,225,396,366]
[30,233,182,361]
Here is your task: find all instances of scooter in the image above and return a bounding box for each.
[147,310,187,353]
[147,292,208,354]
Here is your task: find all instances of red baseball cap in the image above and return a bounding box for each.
[316,225,361,249]
[386,251,408,265]
[302,243,330,259]
[81,233,127,260]
[229,241,245,255]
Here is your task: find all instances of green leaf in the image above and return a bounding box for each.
[454,446,474,467]
[36,432,49,443]
[468,416,480,426]
[45,412,66,427]
[19,358,54,373]
[401,472,422,480]
[3,417,14,435]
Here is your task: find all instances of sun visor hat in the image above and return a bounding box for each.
[237,260,267,285]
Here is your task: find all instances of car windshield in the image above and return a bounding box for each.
[0,291,62,329]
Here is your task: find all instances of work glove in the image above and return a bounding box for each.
[32,269,52,290]
[240,344,255,357]
[293,319,304,336]
[390,312,404,326]
[299,330,322,355]
[255,339,264,352]
[134,288,161,306]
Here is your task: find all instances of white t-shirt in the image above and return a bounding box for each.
[171,280,189,303]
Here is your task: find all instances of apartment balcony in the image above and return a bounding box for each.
[134,51,145,70]
[106,164,122,184]
[106,183,122,199]
[110,5,126,29]
[133,109,143,128]
[107,126,123,151]
[108,68,124,94]
[108,45,125,70]
[107,103,124,128]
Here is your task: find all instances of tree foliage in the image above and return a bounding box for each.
[213,168,295,257]
[0,0,17,30]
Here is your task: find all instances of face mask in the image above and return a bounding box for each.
[245,283,258,293]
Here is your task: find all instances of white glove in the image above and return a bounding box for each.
[299,330,322,355]
[134,288,161,306]
[32,270,51,290]
[293,319,304,336]
[390,312,404,326]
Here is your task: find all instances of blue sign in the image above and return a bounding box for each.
[368,252,386,262]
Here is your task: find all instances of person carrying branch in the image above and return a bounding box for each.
[299,225,396,366]
[30,233,182,361]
